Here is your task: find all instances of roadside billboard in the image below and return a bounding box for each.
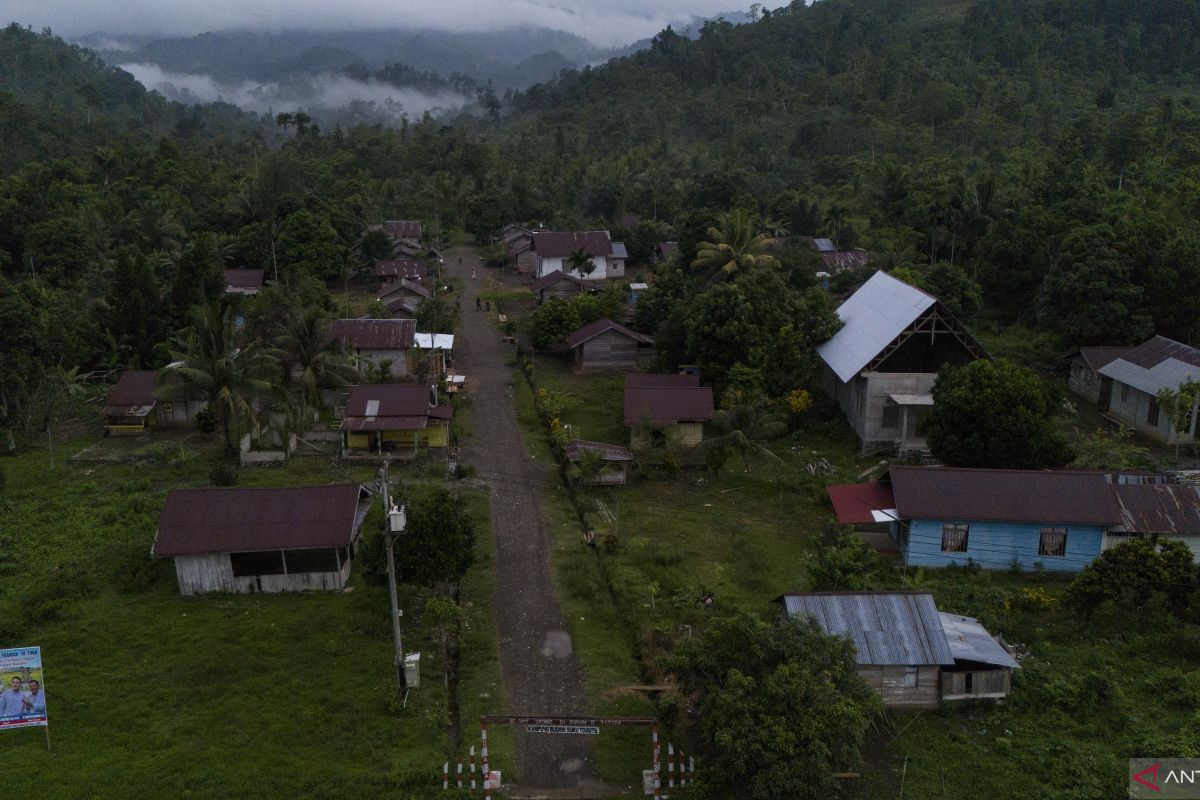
[0,646,48,729]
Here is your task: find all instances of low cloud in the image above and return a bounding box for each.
[122,62,470,121]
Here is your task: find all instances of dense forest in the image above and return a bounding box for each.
[6,0,1200,445]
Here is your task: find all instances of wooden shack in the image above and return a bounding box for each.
[624,373,714,447]
[530,270,583,304]
[779,592,1018,707]
[224,269,264,295]
[102,370,203,435]
[1065,347,1129,405]
[563,439,633,486]
[566,318,654,372]
[152,484,371,596]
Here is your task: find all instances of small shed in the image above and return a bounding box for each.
[566,318,654,372]
[628,282,649,306]
[563,439,633,485]
[1065,346,1130,405]
[102,370,202,435]
[224,269,265,295]
[152,484,371,595]
[378,279,431,318]
[624,373,714,446]
[1098,336,1200,444]
[779,592,1017,707]
[530,270,583,304]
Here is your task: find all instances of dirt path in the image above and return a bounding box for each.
[444,247,604,793]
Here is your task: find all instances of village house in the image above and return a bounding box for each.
[563,439,634,486]
[624,373,714,447]
[329,318,416,379]
[816,270,987,455]
[377,220,422,240]
[1098,336,1200,444]
[798,236,871,273]
[413,333,454,379]
[566,318,654,372]
[530,270,583,304]
[102,370,203,435]
[532,231,626,281]
[151,484,371,595]
[223,268,264,296]
[340,383,452,456]
[375,259,427,283]
[377,278,431,318]
[502,223,539,274]
[779,592,1018,707]
[1065,346,1131,405]
[651,241,678,265]
[827,466,1200,571]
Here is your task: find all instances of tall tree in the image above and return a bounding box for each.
[691,209,779,285]
[274,308,358,427]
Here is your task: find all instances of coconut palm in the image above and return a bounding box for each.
[824,203,850,251]
[566,248,596,281]
[699,398,788,473]
[157,303,280,453]
[691,209,779,286]
[274,308,359,427]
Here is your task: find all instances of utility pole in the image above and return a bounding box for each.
[380,461,407,691]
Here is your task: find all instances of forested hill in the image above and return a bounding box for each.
[0,25,263,170]
[495,0,1200,346]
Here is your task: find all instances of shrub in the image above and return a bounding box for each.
[208,463,240,486]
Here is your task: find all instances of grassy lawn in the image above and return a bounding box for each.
[0,434,505,799]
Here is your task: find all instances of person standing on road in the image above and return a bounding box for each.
[475,296,482,311]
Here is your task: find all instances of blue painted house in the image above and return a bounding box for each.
[828,467,1125,572]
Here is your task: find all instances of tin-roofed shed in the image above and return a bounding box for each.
[1099,336,1200,444]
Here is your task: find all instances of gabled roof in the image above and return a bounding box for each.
[344,384,435,417]
[153,484,365,556]
[939,613,1019,669]
[1098,336,1200,396]
[530,269,582,294]
[563,439,634,462]
[330,319,415,350]
[414,333,454,350]
[1071,346,1132,373]
[103,370,158,416]
[816,271,937,383]
[374,259,425,280]
[625,373,699,388]
[611,242,628,259]
[886,466,1122,526]
[780,592,956,667]
[1113,483,1200,535]
[566,318,654,349]
[532,231,613,258]
[378,279,431,301]
[224,268,264,289]
[826,481,898,524]
[624,385,714,425]
[382,220,422,239]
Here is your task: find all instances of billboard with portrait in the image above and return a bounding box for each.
[0,647,48,729]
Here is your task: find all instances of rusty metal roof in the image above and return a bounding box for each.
[374,259,425,279]
[781,592,956,667]
[1098,336,1200,395]
[532,231,613,258]
[382,220,422,239]
[563,439,634,462]
[826,482,898,524]
[153,484,365,556]
[565,318,654,349]
[1073,346,1132,373]
[1113,483,1200,535]
[330,318,415,350]
[224,268,264,289]
[378,279,430,301]
[624,386,714,425]
[103,370,157,414]
[344,384,435,417]
[886,466,1122,526]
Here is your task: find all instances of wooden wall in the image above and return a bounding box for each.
[858,665,941,708]
[576,329,639,372]
[172,551,351,596]
[942,669,1011,701]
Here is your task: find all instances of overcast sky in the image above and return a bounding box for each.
[6,0,739,47]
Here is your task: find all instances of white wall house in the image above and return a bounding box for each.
[1099,336,1200,444]
[532,231,626,280]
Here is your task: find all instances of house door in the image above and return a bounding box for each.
[1098,378,1113,410]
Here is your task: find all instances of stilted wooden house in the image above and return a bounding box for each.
[566,318,654,372]
[152,484,372,595]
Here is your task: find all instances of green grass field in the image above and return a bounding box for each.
[0,437,506,799]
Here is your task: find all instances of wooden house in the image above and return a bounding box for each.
[340,384,452,456]
[502,223,539,274]
[530,270,583,304]
[563,439,633,486]
[796,236,871,274]
[566,318,654,372]
[329,319,416,379]
[624,373,714,447]
[151,484,371,595]
[532,231,626,281]
[1098,336,1200,444]
[780,592,1017,707]
[1066,347,1130,405]
[375,259,426,283]
[223,269,264,296]
[815,271,987,455]
[379,220,423,240]
[378,279,430,318]
[102,370,202,435]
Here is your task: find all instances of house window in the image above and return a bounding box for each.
[161,401,174,414]
[941,524,969,552]
[1039,527,1068,558]
[1147,398,1160,426]
[881,402,900,431]
[903,667,919,688]
[230,550,286,577]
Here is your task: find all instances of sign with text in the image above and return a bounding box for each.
[1130,759,1200,798]
[526,724,601,735]
[0,647,48,729]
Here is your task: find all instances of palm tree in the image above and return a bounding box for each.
[824,203,850,251]
[699,398,788,473]
[274,308,359,427]
[157,304,279,453]
[566,248,596,281]
[690,209,779,286]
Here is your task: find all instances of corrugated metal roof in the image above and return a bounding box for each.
[826,482,898,524]
[1121,336,1200,369]
[414,333,454,350]
[889,393,934,406]
[938,613,1019,669]
[1099,354,1200,396]
[816,271,937,383]
[887,466,1122,526]
[344,384,435,417]
[532,231,613,258]
[782,592,955,666]
[378,279,430,301]
[624,386,714,425]
[330,319,415,351]
[341,416,427,431]
[104,370,157,412]
[530,270,582,294]
[382,220,422,239]
[813,237,836,252]
[566,318,654,349]
[153,484,365,556]
[1074,346,1132,373]
[224,268,264,289]
[563,439,634,462]
[1114,483,1200,534]
[625,373,700,388]
[611,242,628,259]
[374,259,425,279]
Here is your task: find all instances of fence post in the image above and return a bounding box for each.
[443,761,449,791]
[482,722,491,800]
[457,760,463,789]
[652,724,662,800]
[470,744,476,793]
[668,742,675,794]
